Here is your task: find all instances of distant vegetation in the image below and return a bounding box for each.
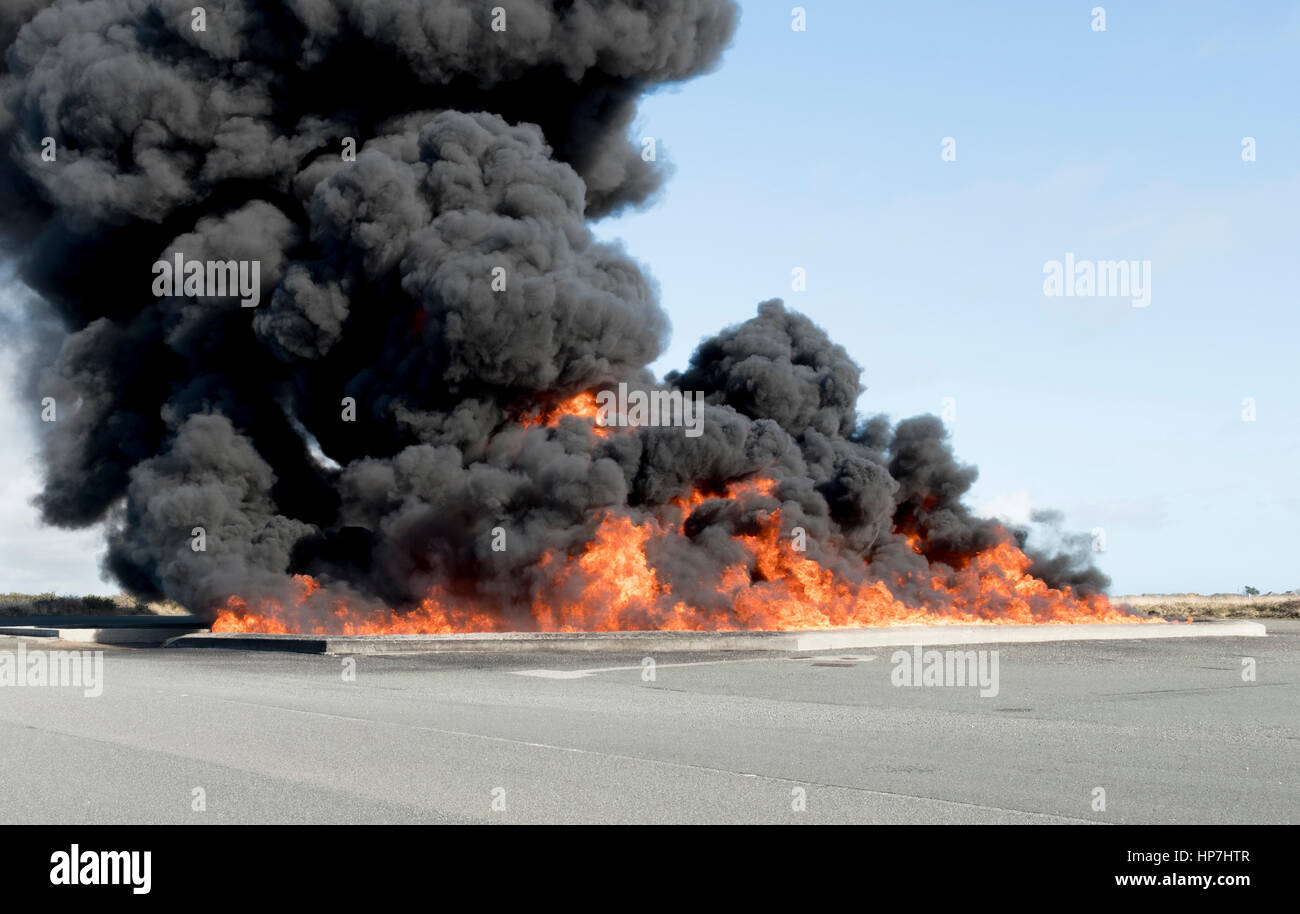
[0,593,187,617]
[1117,593,1300,620]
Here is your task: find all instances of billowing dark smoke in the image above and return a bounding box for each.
[1,0,1108,626]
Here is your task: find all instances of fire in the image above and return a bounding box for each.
[213,476,1147,634]
[518,392,609,436]
[213,575,509,636]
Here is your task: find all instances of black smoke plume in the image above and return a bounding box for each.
[0,0,1109,625]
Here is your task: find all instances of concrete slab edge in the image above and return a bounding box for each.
[162,619,1267,655]
[0,625,207,645]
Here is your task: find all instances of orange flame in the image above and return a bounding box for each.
[518,392,610,436]
[213,476,1146,634]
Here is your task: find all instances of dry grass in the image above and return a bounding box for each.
[1114,593,1300,620]
[0,593,189,617]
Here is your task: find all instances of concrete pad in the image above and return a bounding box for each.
[166,630,790,654]
[789,619,1266,651]
[164,619,1266,655]
[52,626,209,645]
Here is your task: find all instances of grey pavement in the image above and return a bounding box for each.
[1,621,1295,824]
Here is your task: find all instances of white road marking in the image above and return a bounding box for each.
[513,656,777,679]
[513,654,876,679]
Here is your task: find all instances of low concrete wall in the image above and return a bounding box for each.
[164,619,1266,656]
[0,615,207,645]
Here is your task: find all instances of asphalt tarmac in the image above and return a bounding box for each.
[1,621,1295,824]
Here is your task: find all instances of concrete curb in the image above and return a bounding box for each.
[0,626,62,638]
[0,614,205,628]
[0,615,207,645]
[163,619,1267,656]
[788,619,1265,651]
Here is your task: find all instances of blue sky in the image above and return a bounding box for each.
[594,0,1300,595]
[2,1,1297,596]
